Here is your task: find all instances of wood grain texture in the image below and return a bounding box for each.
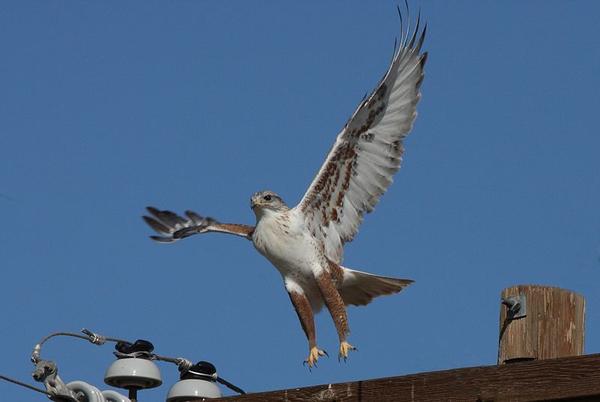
[499,285,585,364]
[215,354,600,402]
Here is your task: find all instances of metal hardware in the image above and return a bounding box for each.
[501,293,527,320]
[32,360,79,402]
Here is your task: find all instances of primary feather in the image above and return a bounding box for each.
[296,19,427,264]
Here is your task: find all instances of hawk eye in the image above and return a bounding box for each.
[263,194,272,201]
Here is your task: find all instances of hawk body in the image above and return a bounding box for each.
[252,204,333,312]
[144,13,427,367]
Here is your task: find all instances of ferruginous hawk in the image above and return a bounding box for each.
[144,13,427,367]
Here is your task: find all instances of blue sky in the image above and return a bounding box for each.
[1,1,599,399]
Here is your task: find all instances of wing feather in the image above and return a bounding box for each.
[143,207,254,242]
[296,15,427,263]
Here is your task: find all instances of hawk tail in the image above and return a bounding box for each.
[339,267,413,307]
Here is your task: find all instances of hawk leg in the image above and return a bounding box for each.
[287,285,327,368]
[315,272,357,361]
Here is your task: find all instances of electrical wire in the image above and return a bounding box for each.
[32,329,129,363]
[153,354,245,394]
[36,330,128,346]
[153,354,193,371]
[0,374,52,396]
[216,376,246,395]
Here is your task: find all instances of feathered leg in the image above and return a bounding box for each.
[286,282,327,367]
[315,272,357,361]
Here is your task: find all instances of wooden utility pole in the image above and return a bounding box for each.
[498,285,585,364]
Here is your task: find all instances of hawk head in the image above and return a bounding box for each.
[251,190,289,217]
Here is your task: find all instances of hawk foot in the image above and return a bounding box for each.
[303,346,328,368]
[338,341,357,362]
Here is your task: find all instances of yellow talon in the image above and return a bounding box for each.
[339,341,356,361]
[304,346,328,368]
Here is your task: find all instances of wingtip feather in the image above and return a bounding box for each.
[143,215,172,235]
[149,235,176,243]
[146,206,161,216]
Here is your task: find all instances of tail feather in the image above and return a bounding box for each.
[339,267,413,307]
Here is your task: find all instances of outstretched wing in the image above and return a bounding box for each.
[143,207,254,242]
[296,16,427,264]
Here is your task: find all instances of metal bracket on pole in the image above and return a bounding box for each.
[32,360,79,402]
[501,294,527,320]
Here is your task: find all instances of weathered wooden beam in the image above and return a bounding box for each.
[216,353,600,402]
[498,285,585,364]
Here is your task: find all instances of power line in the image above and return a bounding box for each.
[0,374,52,396]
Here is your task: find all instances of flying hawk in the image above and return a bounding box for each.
[144,14,427,367]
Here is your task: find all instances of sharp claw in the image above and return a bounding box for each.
[338,341,356,362]
[304,346,327,369]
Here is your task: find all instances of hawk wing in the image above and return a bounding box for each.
[296,17,427,264]
[144,207,254,242]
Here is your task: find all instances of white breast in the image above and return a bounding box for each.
[252,208,322,278]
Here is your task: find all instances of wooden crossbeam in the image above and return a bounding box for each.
[216,353,600,401]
